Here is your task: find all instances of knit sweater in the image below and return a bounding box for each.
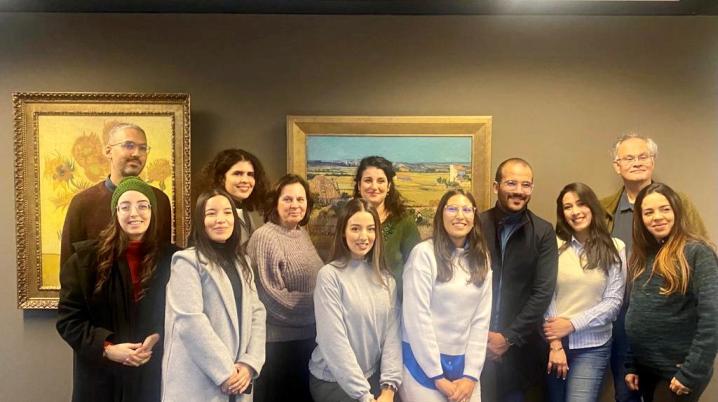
[382,213,421,299]
[246,222,323,342]
[309,259,402,402]
[625,241,718,389]
[401,240,492,384]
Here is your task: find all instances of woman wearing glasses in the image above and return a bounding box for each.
[544,183,626,402]
[353,156,421,299]
[200,149,270,248]
[400,189,492,402]
[624,183,718,401]
[57,176,179,402]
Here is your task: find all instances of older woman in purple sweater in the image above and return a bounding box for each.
[246,174,323,402]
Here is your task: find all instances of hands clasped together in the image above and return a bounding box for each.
[104,333,160,367]
[435,377,476,402]
[221,363,255,395]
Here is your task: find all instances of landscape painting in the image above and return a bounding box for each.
[287,116,492,260]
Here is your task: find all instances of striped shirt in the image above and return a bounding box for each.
[545,236,626,349]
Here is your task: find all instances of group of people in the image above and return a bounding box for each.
[55,123,717,402]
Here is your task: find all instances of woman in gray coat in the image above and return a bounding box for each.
[162,189,266,402]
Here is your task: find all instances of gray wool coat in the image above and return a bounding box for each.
[162,248,266,402]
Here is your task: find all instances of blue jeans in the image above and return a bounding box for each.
[547,339,612,402]
[611,305,642,402]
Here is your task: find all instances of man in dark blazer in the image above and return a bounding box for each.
[479,158,558,402]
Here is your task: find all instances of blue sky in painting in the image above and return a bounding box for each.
[307,135,471,163]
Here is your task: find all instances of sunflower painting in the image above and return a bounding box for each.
[37,115,175,289]
[14,92,191,309]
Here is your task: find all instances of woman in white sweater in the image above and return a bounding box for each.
[309,198,402,402]
[401,189,492,402]
[544,182,626,402]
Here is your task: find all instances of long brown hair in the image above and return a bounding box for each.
[94,202,159,298]
[630,182,701,295]
[329,198,390,287]
[189,189,252,284]
[432,189,490,286]
[555,183,621,273]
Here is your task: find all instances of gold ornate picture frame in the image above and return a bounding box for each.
[287,115,491,260]
[14,92,191,309]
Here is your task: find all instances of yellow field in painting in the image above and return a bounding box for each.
[309,166,471,209]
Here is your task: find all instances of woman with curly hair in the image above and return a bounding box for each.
[353,156,421,298]
[200,148,270,246]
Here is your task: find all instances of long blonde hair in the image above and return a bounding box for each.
[629,183,703,295]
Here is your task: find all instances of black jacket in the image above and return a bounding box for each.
[56,240,179,402]
[479,205,558,396]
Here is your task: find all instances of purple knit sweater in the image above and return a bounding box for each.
[247,222,323,342]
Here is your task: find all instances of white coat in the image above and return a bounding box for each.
[162,248,266,402]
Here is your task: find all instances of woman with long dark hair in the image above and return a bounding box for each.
[309,198,402,402]
[246,174,323,402]
[624,182,718,401]
[200,148,270,246]
[162,189,266,402]
[353,156,421,297]
[400,189,492,402]
[57,176,178,402]
[543,183,626,402]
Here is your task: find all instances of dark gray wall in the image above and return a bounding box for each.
[0,13,716,401]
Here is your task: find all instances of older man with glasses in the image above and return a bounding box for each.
[60,123,173,266]
[600,132,707,402]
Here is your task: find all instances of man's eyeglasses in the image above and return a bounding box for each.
[109,141,151,154]
[500,180,534,193]
[614,153,654,165]
[117,202,152,215]
[444,205,476,217]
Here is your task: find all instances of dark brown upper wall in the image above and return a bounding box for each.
[0,13,716,401]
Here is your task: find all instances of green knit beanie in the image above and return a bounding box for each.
[111,176,157,215]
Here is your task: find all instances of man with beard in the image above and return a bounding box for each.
[479,158,558,402]
[60,123,172,266]
[600,133,707,402]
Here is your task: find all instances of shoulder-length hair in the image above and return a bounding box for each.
[630,182,703,296]
[188,189,252,284]
[352,156,409,220]
[264,174,314,227]
[432,189,490,286]
[94,199,159,298]
[555,182,621,273]
[329,198,390,287]
[200,148,269,212]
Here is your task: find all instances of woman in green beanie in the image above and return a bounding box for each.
[57,176,179,402]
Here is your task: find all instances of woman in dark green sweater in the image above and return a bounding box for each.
[353,156,421,297]
[625,182,718,401]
